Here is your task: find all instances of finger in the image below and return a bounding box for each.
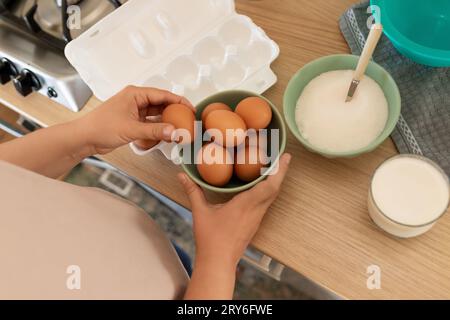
[179,97,196,111]
[138,105,164,122]
[145,115,163,123]
[134,122,175,142]
[177,173,208,213]
[238,153,291,205]
[264,153,291,191]
[139,115,163,124]
[125,86,195,110]
[146,105,165,116]
[134,139,159,150]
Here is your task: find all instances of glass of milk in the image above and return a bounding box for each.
[368,155,449,238]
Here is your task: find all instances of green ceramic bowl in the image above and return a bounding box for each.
[283,54,401,158]
[181,90,287,193]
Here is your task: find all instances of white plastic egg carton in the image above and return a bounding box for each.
[65,0,279,103]
[65,0,279,160]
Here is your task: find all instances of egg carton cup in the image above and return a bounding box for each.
[129,140,184,164]
[65,0,279,162]
[141,16,280,102]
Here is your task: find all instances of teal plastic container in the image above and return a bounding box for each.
[371,0,450,67]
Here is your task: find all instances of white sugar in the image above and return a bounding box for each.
[295,70,388,153]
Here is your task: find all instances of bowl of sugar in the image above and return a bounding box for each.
[283,54,401,158]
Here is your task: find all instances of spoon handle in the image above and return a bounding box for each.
[354,24,383,81]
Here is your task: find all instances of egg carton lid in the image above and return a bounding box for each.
[65,0,280,102]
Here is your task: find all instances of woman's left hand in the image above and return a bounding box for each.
[79,85,194,155]
[180,153,291,300]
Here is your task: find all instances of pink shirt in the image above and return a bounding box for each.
[0,161,188,299]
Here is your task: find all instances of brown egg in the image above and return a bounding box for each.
[134,139,159,150]
[201,102,232,123]
[235,97,272,130]
[205,110,247,147]
[196,143,233,187]
[234,145,268,182]
[162,104,196,144]
[245,130,268,150]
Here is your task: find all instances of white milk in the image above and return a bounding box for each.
[369,155,449,238]
[295,70,388,153]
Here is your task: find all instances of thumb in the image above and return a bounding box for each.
[177,173,207,213]
[135,122,175,142]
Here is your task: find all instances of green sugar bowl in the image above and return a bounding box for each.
[283,54,401,158]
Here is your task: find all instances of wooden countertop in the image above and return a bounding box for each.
[1,0,449,299]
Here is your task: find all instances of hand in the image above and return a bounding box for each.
[178,154,292,270]
[180,154,291,300]
[78,85,193,155]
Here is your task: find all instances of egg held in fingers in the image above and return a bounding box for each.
[162,104,196,144]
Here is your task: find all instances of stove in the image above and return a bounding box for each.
[0,0,124,112]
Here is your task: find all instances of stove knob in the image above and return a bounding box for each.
[13,69,41,97]
[0,58,18,84]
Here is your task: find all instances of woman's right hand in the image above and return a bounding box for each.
[78,85,193,155]
[179,154,291,300]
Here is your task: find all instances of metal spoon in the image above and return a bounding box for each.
[346,24,383,102]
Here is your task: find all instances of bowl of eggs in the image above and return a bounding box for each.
[180,90,287,193]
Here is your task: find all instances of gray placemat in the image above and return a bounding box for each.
[339,1,450,176]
